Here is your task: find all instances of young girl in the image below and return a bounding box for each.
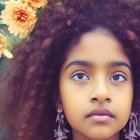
[1,0,140,140]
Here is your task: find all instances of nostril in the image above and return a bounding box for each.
[91,97,111,103]
[106,98,111,102]
[92,98,98,101]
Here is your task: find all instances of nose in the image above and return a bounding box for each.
[90,77,111,103]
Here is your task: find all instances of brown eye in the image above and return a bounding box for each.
[72,72,89,81]
[110,73,127,83]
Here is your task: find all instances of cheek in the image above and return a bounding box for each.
[60,90,84,127]
[59,78,88,123]
[113,84,133,126]
[113,80,133,107]
[59,73,88,107]
[59,83,85,114]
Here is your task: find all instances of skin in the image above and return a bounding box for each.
[59,28,133,140]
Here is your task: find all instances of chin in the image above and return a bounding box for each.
[86,131,118,140]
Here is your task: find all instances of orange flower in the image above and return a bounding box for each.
[0,33,13,58]
[1,0,37,38]
[20,0,48,8]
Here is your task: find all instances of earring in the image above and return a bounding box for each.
[54,109,70,140]
[124,112,140,140]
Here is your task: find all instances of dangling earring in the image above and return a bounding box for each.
[123,112,140,140]
[54,108,70,140]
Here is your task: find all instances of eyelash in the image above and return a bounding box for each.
[71,71,127,83]
[71,71,89,81]
[109,72,127,83]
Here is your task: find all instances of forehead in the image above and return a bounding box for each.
[63,29,130,68]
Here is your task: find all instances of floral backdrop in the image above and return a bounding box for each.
[0,0,62,82]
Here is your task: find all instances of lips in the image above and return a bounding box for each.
[86,109,114,118]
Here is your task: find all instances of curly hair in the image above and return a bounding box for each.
[1,0,140,140]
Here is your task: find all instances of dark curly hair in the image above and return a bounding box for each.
[1,0,140,140]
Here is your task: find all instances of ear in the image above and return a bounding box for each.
[55,95,63,110]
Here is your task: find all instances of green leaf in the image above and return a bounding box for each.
[0,20,4,25]
[0,0,6,5]
[0,25,22,52]
[55,0,63,3]
[0,1,5,15]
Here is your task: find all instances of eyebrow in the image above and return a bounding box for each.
[65,60,92,71]
[64,60,131,71]
[108,61,131,71]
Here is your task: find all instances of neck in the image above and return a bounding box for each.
[72,131,120,140]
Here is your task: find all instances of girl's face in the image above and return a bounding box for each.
[59,29,133,140]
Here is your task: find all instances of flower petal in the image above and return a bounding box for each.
[3,49,13,58]
[1,0,37,38]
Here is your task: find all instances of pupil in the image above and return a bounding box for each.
[78,73,84,79]
[113,75,119,80]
